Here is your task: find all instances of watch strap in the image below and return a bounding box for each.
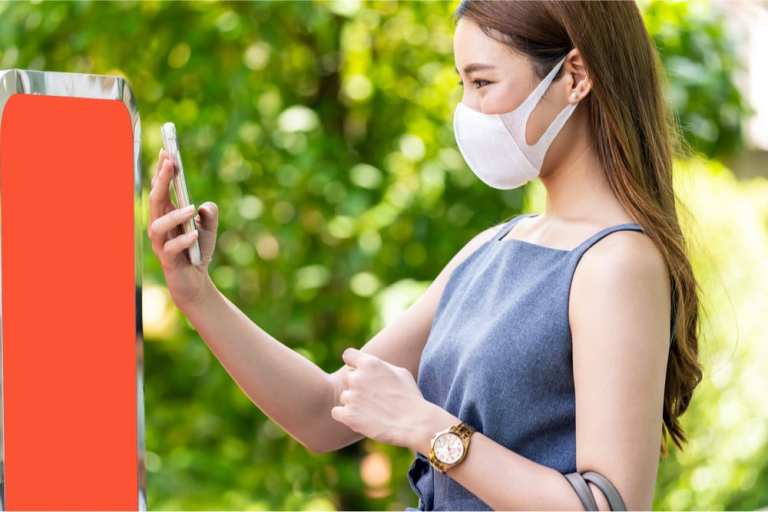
[451,421,475,439]
[429,420,475,473]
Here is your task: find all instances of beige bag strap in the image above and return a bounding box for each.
[564,470,627,511]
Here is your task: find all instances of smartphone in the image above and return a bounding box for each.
[161,121,202,266]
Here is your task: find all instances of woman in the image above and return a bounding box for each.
[147,1,702,509]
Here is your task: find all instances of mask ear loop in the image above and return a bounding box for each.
[505,55,580,171]
[532,99,578,152]
[515,55,569,127]
[499,55,570,150]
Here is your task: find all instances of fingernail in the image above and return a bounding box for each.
[185,204,195,212]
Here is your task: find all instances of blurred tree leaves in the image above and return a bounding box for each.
[660,158,768,509]
[0,0,762,509]
[641,0,753,158]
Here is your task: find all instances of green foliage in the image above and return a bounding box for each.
[656,158,768,510]
[0,0,763,509]
[641,0,753,158]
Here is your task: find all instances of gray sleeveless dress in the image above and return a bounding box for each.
[405,212,645,510]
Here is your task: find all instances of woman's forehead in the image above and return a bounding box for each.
[454,19,526,74]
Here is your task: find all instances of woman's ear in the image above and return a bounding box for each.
[564,48,592,104]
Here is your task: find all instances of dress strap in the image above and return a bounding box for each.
[567,221,673,345]
[571,222,644,255]
[495,213,537,241]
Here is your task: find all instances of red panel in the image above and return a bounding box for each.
[0,93,137,509]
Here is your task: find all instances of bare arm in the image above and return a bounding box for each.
[178,222,505,454]
[569,231,670,509]
[407,229,671,509]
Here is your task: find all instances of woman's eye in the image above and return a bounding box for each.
[456,79,490,89]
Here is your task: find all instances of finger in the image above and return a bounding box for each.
[149,203,195,246]
[153,148,162,176]
[342,347,376,369]
[148,158,176,223]
[149,159,173,222]
[341,367,352,389]
[162,230,199,261]
[163,202,183,241]
[331,405,351,426]
[339,389,353,405]
[196,201,219,232]
[342,347,360,368]
[149,201,180,255]
[148,204,196,244]
[152,148,167,183]
[150,168,164,189]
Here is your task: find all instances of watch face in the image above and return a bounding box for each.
[434,432,464,464]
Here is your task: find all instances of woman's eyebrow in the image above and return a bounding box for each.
[455,63,496,75]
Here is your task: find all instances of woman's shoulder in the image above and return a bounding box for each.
[451,222,501,264]
[457,217,510,256]
[435,218,513,280]
[577,227,667,282]
[570,226,672,341]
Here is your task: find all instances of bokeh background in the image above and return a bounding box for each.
[2,0,767,509]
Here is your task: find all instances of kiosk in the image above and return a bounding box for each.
[0,69,146,510]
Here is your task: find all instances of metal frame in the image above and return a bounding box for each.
[0,68,147,510]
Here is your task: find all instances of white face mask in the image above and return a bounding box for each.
[453,55,578,190]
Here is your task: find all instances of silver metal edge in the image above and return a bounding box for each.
[0,68,147,510]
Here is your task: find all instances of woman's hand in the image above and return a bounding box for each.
[331,348,455,453]
[147,148,219,312]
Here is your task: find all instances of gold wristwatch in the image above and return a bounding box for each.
[428,420,475,473]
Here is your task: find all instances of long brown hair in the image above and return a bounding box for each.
[454,0,703,458]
